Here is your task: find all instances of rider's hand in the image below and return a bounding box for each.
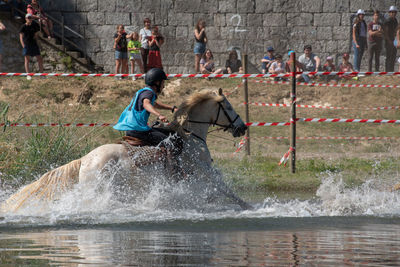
[158,115,168,122]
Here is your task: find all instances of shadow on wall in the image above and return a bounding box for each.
[1,16,25,72]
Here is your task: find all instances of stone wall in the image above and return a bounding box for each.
[11,0,400,73]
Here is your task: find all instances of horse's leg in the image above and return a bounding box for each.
[79,144,128,183]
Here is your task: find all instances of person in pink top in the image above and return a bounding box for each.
[338,53,357,80]
[27,0,53,39]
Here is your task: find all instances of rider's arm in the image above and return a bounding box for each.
[154,102,177,112]
[143,99,167,122]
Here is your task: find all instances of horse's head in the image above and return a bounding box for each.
[213,88,247,137]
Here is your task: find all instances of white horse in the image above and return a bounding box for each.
[1,88,250,212]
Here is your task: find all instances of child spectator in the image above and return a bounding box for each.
[384,6,398,72]
[298,44,320,82]
[27,0,53,39]
[269,54,287,80]
[286,51,304,81]
[147,26,164,70]
[19,13,43,75]
[200,49,223,75]
[352,9,367,71]
[261,46,275,74]
[139,18,151,72]
[114,24,128,76]
[128,32,144,77]
[338,53,357,80]
[194,19,207,73]
[0,20,4,72]
[225,50,242,74]
[368,10,384,72]
[323,56,336,82]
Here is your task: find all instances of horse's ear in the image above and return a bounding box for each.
[218,88,223,95]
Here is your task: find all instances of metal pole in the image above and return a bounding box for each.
[242,54,250,155]
[290,52,296,173]
[61,15,65,52]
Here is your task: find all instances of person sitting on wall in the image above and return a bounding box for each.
[225,49,243,74]
[200,49,223,75]
[298,44,320,83]
[338,53,358,80]
[268,54,287,81]
[261,46,275,74]
[285,50,304,81]
[27,0,53,39]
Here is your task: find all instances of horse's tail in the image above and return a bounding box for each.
[1,159,81,213]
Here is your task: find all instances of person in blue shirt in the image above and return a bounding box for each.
[114,68,177,146]
[261,46,275,74]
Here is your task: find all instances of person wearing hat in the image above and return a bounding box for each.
[384,6,398,71]
[19,13,43,74]
[352,9,367,71]
[261,46,275,74]
[114,68,177,146]
[368,10,384,72]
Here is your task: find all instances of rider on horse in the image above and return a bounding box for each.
[113,68,178,146]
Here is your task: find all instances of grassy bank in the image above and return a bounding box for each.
[1,76,400,192]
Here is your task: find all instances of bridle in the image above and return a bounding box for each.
[183,99,240,143]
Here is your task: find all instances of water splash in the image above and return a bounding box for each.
[1,167,400,226]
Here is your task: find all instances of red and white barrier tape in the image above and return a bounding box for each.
[279,147,295,166]
[245,102,400,111]
[2,71,400,78]
[250,136,400,140]
[253,80,400,88]
[0,123,114,127]
[246,117,400,127]
[234,137,247,153]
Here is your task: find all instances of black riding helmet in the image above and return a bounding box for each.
[145,68,168,87]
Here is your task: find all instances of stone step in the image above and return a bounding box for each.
[67,51,81,58]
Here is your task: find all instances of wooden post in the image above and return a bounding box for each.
[242,54,250,155]
[290,52,296,173]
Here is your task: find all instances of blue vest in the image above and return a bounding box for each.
[113,87,156,131]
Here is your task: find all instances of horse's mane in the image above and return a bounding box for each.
[173,89,224,126]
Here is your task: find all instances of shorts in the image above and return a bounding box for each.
[23,44,41,57]
[130,53,142,60]
[194,41,206,55]
[115,50,128,60]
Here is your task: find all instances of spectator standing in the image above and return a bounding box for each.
[139,18,151,72]
[298,44,320,82]
[225,50,242,74]
[384,6,398,72]
[194,19,207,73]
[19,13,43,75]
[114,24,128,76]
[147,26,164,70]
[27,0,53,39]
[200,49,223,75]
[0,20,5,72]
[128,32,144,77]
[261,46,275,74]
[396,25,400,71]
[368,10,384,72]
[352,9,367,71]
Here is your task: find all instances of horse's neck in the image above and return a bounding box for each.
[183,102,215,142]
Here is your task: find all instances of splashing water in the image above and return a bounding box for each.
[1,166,400,226]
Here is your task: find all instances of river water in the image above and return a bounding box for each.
[1,172,400,266]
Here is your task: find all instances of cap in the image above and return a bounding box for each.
[267,46,274,52]
[288,50,295,56]
[342,53,349,58]
[389,6,398,12]
[326,56,333,60]
[25,13,33,18]
[356,9,365,15]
